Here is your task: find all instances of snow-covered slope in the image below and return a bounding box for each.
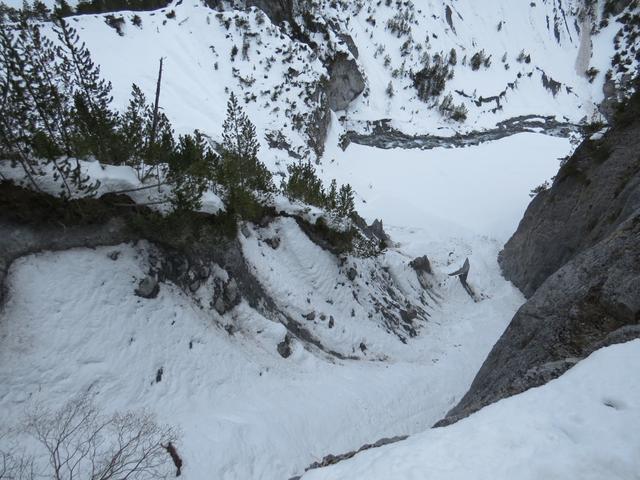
[0,130,573,478]
[302,339,640,480]
[16,0,637,165]
[0,239,514,479]
[0,0,637,477]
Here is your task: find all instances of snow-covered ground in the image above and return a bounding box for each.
[0,131,574,478]
[302,339,640,480]
[0,241,514,479]
[5,0,630,475]
[14,0,631,168]
[320,125,572,243]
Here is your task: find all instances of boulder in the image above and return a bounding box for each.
[338,33,359,59]
[277,334,293,358]
[409,255,432,275]
[346,267,358,281]
[135,276,159,299]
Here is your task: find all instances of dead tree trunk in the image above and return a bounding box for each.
[146,57,164,186]
[162,442,183,477]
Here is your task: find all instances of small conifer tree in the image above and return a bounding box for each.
[283,160,326,207]
[217,92,273,217]
[336,184,355,217]
[167,130,215,212]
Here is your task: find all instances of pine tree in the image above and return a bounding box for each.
[218,92,273,202]
[283,160,325,207]
[386,81,394,98]
[17,14,74,156]
[120,83,151,175]
[448,47,457,66]
[326,179,338,210]
[0,14,97,196]
[336,183,355,217]
[0,19,43,189]
[53,0,73,17]
[221,92,258,165]
[31,0,50,19]
[54,17,118,163]
[167,130,215,212]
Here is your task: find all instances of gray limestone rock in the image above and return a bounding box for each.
[437,94,640,426]
[326,53,365,111]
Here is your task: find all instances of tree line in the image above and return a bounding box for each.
[0,0,172,22]
[0,9,356,219]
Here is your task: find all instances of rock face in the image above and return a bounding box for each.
[438,92,640,426]
[306,83,331,157]
[499,116,640,298]
[245,0,295,25]
[409,255,431,275]
[326,53,365,111]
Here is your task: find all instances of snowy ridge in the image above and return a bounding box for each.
[241,216,433,357]
[0,0,637,477]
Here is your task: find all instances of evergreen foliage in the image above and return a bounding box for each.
[283,160,325,207]
[470,50,490,70]
[412,53,451,102]
[0,11,96,196]
[54,17,119,163]
[167,130,215,212]
[385,81,394,98]
[119,83,174,180]
[336,183,355,217]
[281,160,356,218]
[439,93,468,122]
[0,9,358,223]
[216,93,274,218]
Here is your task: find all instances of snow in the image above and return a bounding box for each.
[302,339,640,480]
[10,0,623,169]
[320,122,572,243]
[0,0,633,477]
[0,241,516,479]
[0,130,575,478]
[0,158,225,213]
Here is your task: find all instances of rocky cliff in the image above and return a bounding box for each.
[438,87,640,426]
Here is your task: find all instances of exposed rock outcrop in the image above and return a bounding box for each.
[306,83,332,157]
[326,53,365,111]
[245,0,294,25]
[289,435,408,479]
[135,276,159,298]
[499,104,640,298]
[437,91,640,426]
